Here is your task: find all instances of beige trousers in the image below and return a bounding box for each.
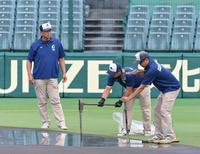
[34,79,66,126]
[123,86,151,132]
[155,89,180,139]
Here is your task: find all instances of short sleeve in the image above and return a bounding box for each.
[58,42,65,59]
[27,44,36,62]
[142,68,158,85]
[107,75,116,86]
[126,75,134,87]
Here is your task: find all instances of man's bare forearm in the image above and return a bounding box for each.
[102,86,112,99]
[59,58,66,74]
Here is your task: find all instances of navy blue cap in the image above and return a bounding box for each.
[135,51,149,64]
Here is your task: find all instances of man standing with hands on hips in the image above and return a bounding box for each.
[121,51,180,144]
[26,22,67,130]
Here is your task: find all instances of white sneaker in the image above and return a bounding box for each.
[117,128,127,137]
[148,135,163,143]
[157,136,179,144]
[41,123,49,129]
[58,125,68,130]
[144,131,152,137]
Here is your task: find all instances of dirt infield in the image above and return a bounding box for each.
[0,127,199,154]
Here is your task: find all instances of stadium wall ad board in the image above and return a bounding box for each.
[0,52,199,98]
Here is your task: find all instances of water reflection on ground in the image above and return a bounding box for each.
[0,127,171,148]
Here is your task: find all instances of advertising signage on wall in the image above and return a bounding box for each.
[0,52,199,98]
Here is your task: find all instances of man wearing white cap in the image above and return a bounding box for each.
[26,22,67,130]
[122,51,180,144]
[98,63,151,136]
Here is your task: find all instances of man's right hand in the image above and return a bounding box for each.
[115,100,123,107]
[97,98,105,107]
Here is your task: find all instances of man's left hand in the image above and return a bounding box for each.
[62,73,67,83]
[121,96,129,103]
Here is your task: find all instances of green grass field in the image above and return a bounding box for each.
[0,98,199,147]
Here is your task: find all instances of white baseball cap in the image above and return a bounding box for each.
[107,63,122,75]
[40,22,52,32]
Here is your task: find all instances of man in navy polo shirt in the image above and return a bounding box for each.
[98,63,151,136]
[26,22,67,130]
[122,51,180,144]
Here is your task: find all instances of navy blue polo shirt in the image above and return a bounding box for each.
[27,38,65,79]
[142,59,180,93]
[107,67,143,88]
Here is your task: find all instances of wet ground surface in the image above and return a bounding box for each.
[0,127,199,154]
[0,127,171,148]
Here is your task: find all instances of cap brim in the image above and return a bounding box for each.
[135,60,141,64]
[107,70,116,76]
[41,29,52,32]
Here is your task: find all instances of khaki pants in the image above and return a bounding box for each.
[155,89,180,139]
[123,86,151,132]
[34,79,66,126]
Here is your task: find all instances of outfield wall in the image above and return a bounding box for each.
[0,52,199,98]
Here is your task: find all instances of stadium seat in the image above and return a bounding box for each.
[126,26,146,33]
[16,19,36,26]
[0,26,10,32]
[17,13,36,20]
[176,5,195,13]
[0,6,13,12]
[15,26,35,32]
[194,33,200,50]
[0,0,15,6]
[61,32,69,50]
[129,13,149,20]
[175,13,195,20]
[40,0,59,7]
[174,19,194,27]
[73,26,81,32]
[153,5,172,13]
[39,6,60,13]
[152,12,172,20]
[0,19,12,27]
[73,19,80,25]
[147,32,170,50]
[62,12,82,19]
[171,33,193,50]
[126,26,148,38]
[17,6,37,14]
[0,32,11,49]
[150,26,169,33]
[130,5,149,13]
[151,19,171,27]
[0,12,14,20]
[124,32,146,50]
[39,13,59,21]
[17,0,38,6]
[197,27,200,33]
[128,19,148,26]
[173,26,194,35]
[73,32,82,49]
[73,0,82,6]
[197,18,200,27]
[14,32,35,50]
